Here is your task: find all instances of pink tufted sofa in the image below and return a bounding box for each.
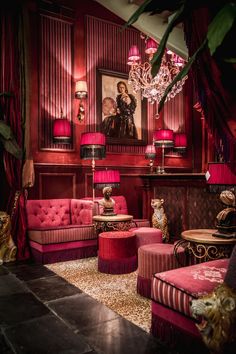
[26,199,97,264]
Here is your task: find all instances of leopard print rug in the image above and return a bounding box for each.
[46,257,151,332]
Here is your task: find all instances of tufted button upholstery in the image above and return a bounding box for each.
[26,199,71,228]
[71,199,94,225]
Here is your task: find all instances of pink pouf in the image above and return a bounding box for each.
[137,243,186,298]
[98,231,137,274]
[131,227,163,250]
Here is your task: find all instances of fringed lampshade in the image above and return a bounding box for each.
[80,132,106,200]
[53,118,72,144]
[145,144,156,160]
[94,170,120,189]
[80,132,106,160]
[174,133,187,152]
[153,129,174,147]
[145,145,156,173]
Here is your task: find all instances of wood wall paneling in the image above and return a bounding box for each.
[140,175,222,241]
[39,172,76,199]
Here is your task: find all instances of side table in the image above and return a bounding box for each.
[174,228,236,264]
[93,214,133,235]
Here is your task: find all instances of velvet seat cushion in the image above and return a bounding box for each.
[152,258,229,319]
[131,227,163,249]
[28,224,95,244]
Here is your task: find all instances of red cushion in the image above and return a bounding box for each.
[99,231,136,259]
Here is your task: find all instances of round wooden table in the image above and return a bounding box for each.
[93,214,133,235]
[174,228,236,264]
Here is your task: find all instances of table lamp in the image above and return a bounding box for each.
[174,133,187,153]
[153,129,174,174]
[80,132,106,200]
[94,169,120,215]
[145,145,156,173]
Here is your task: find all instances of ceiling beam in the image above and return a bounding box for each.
[95,0,188,59]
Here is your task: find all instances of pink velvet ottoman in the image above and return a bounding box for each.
[131,227,163,250]
[98,231,137,274]
[137,243,186,298]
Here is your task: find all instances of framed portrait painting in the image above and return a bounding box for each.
[96,69,147,145]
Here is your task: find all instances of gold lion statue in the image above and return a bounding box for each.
[190,283,236,353]
[0,211,17,265]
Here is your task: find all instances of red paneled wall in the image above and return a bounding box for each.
[24,0,201,219]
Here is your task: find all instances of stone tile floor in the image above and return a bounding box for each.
[0,260,177,354]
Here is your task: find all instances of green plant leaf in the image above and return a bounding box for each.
[151,3,185,77]
[207,3,236,56]
[124,0,153,28]
[158,38,207,112]
[0,121,22,159]
[0,136,22,159]
[0,121,13,140]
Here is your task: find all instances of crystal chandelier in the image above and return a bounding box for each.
[127,38,188,104]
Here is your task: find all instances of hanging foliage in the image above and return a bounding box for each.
[0,93,22,159]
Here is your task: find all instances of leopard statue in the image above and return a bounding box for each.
[151,198,169,242]
[0,211,17,265]
[190,283,236,353]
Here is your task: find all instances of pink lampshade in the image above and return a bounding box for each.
[80,132,106,160]
[153,129,174,147]
[206,163,236,185]
[174,133,187,150]
[94,170,120,189]
[53,118,71,144]
[128,45,140,62]
[145,144,156,159]
[145,38,157,55]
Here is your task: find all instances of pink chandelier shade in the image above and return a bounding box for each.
[153,129,174,147]
[80,132,106,160]
[145,144,156,160]
[94,170,120,189]
[174,133,187,151]
[145,38,157,55]
[53,118,72,144]
[127,45,141,62]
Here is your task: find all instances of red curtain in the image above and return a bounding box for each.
[0,3,30,260]
[184,6,236,173]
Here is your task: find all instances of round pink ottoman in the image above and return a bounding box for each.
[98,231,137,274]
[137,243,186,298]
[132,227,163,249]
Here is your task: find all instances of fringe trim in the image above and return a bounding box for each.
[98,255,137,274]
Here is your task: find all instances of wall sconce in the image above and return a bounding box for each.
[75,80,87,122]
[80,132,106,200]
[53,108,72,144]
[174,133,187,153]
[145,145,156,173]
[153,129,174,174]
